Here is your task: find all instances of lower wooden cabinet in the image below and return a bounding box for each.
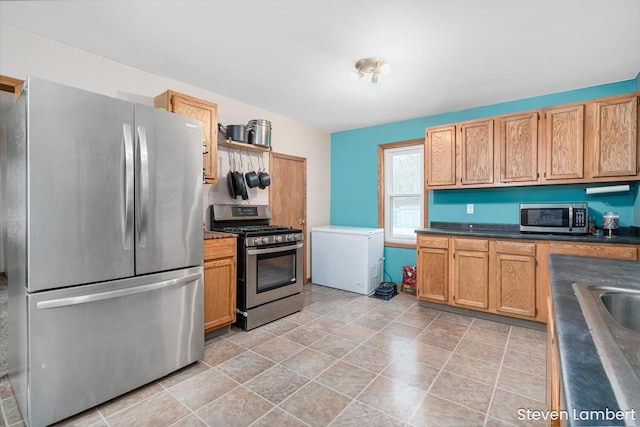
[203,237,237,332]
[417,234,639,324]
[495,241,537,318]
[452,238,489,309]
[417,236,449,303]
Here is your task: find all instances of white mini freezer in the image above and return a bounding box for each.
[311,225,384,295]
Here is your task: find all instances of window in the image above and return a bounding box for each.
[379,140,424,245]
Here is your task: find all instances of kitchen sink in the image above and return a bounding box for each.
[573,283,640,413]
[600,292,640,334]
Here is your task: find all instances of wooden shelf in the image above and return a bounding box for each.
[218,140,271,153]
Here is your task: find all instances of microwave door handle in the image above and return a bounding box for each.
[568,207,573,231]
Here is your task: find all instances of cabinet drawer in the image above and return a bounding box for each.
[453,238,489,252]
[418,235,449,249]
[549,243,637,260]
[204,238,237,260]
[495,240,536,256]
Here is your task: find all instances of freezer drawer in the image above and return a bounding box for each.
[21,267,203,427]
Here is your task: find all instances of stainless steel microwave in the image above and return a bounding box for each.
[519,203,588,234]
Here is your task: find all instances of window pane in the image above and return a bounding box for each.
[391,196,421,238]
[392,152,421,194]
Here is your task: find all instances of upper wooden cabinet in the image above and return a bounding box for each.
[155,90,219,184]
[498,112,539,183]
[425,125,456,187]
[592,95,638,178]
[543,105,584,181]
[425,92,640,190]
[460,120,494,185]
[425,120,495,188]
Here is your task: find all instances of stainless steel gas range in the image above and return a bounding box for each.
[210,204,304,330]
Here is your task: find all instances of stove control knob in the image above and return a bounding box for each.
[274,235,283,243]
[286,234,294,241]
[261,237,270,245]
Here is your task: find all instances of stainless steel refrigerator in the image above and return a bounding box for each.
[5,76,204,426]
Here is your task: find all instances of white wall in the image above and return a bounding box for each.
[0,23,332,272]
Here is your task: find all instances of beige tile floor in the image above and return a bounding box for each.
[0,284,548,427]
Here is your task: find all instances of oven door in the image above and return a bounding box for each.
[245,242,304,308]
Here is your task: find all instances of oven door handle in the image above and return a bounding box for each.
[247,242,303,255]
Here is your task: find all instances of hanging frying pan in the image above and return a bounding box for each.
[231,151,245,198]
[226,147,237,199]
[237,152,249,200]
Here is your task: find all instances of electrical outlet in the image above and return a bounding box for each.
[467,204,474,214]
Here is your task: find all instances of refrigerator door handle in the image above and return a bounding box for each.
[136,125,150,247]
[36,272,202,309]
[122,124,134,250]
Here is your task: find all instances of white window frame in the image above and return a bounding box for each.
[381,143,424,245]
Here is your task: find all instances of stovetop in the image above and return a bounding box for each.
[214,225,294,235]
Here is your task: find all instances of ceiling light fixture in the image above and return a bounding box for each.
[349,57,391,88]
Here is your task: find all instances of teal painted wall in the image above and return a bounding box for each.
[331,79,638,282]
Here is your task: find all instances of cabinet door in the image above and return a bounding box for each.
[417,247,449,302]
[167,94,218,184]
[499,112,539,183]
[453,250,489,309]
[592,96,638,178]
[425,125,456,187]
[544,105,584,180]
[495,253,536,317]
[203,257,236,331]
[460,120,494,185]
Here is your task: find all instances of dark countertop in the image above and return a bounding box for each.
[548,254,640,426]
[416,222,640,245]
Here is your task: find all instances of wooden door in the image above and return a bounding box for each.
[460,119,494,185]
[203,256,236,331]
[592,96,638,177]
[417,247,449,302]
[495,253,536,317]
[425,125,456,187]
[544,105,584,180]
[270,152,308,280]
[499,112,539,183]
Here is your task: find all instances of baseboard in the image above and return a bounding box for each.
[417,300,546,331]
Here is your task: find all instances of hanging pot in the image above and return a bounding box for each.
[245,153,260,188]
[258,154,271,189]
[218,123,248,143]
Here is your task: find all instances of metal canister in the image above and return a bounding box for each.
[247,119,271,147]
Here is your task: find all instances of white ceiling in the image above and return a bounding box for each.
[1,0,639,132]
